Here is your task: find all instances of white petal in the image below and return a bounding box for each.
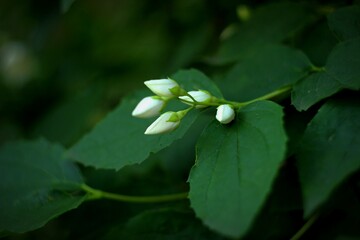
[132,97,165,118]
[216,104,235,124]
[144,79,179,97]
[178,90,211,108]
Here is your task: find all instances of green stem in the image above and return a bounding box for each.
[310,65,326,73]
[242,85,292,105]
[81,184,188,203]
[177,106,194,119]
[178,85,292,109]
[216,85,292,108]
[290,213,319,240]
[180,98,219,107]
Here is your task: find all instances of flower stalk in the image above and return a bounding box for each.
[82,184,188,203]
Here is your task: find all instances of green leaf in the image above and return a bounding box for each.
[189,101,287,238]
[291,72,342,111]
[69,69,222,170]
[296,97,360,217]
[220,44,312,101]
[216,2,315,63]
[103,208,225,240]
[328,5,360,41]
[0,139,85,233]
[326,38,360,90]
[291,38,360,110]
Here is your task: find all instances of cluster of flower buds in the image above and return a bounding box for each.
[132,78,236,135]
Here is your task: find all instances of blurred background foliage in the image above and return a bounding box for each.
[0,0,358,239]
[0,0,239,148]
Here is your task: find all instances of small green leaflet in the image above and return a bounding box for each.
[189,101,287,238]
[296,97,360,217]
[220,44,311,101]
[291,72,342,111]
[0,139,86,233]
[292,38,360,111]
[326,38,360,90]
[328,5,360,41]
[291,7,360,111]
[69,69,222,170]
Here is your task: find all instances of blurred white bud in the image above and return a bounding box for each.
[145,111,180,135]
[178,90,212,108]
[144,79,179,97]
[132,96,165,118]
[216,104,235,124]
[0,42,37,88]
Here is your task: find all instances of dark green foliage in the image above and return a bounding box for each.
[291,72,342,111]
[297,97,360,217]
[103,208,226,240]
[292,38,360,111]
[220,44,312,101]
[0,139,86,233]
[291,12,360,111]
[328,5,360,41]
[1,1,360,240]
[326,38,360,90]
[216,2,316,63]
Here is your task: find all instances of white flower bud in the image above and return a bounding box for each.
[144,79,179,97]
[145,111,180,135]
[216,104,235,124]
[178,90,212,108]
[132,96,165,118]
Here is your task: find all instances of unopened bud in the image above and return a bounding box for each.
[132,96,165,118]
[145,111,180,135]
[216,104,235,124]
[144,79,179,97]
[178,90,212,108]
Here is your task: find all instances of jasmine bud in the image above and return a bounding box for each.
[132,96,165,118]
[144,79,180,97]
[145,111,180,135]
[178,90,212,108]
[216,104,235,124]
